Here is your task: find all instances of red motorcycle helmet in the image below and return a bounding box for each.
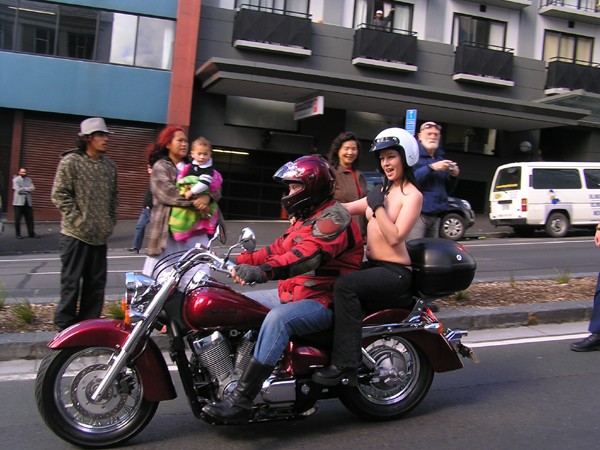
[273,155,336,217]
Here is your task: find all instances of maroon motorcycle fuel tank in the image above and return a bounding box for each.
[183,287,270,330]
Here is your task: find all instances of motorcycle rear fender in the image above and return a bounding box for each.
[47,319,176,402]
[363,309,463,373]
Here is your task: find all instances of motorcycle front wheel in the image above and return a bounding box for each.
[35,346,158,448]
[339,336,433,421]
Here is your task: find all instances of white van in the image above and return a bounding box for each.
[489,161,600,237]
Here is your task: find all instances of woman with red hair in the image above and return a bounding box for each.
[142,126,221,284]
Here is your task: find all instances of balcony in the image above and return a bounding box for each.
[351,24,418,73]
[462,0,531,10]
[453,42,515,87]
[232,5,312,57]
[545,59,600,94]
[539,0,600,25]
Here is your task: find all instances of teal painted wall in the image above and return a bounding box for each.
[0,52,170,123]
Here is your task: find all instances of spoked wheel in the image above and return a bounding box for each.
[339,336,433,421]
[35,346,158,448]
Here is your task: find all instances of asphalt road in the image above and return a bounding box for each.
[1,324,597,450]
[2,232,598,304]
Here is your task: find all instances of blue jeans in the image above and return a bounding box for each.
[254,299,333,366]
[131,207,151,249]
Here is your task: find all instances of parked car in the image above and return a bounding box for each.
[363,171,475,241]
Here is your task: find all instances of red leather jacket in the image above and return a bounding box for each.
[236,200,363,308]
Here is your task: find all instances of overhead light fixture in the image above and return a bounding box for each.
[213,148,250,156]
[8,6,56,15]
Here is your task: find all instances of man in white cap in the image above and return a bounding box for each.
[372,8,394,29]
[51,117,119,331]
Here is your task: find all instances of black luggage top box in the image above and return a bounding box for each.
[407,238,477,297]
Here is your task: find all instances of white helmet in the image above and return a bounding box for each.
[370,127,419,167]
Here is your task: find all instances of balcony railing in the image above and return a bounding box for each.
[539,0,600,24]
[545,58,600,94]
[232,5,312,56]
[351,24,417,70]
[453,42,514,86]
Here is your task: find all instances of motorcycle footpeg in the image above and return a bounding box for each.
[457,343,480,363]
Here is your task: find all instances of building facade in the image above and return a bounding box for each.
[2,0,600,220]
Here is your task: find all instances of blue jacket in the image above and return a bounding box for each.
[412,143,458,215]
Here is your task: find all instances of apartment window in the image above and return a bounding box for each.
[353,1,413,32]
[0,0,175,70]
[452,14,507,50]
[234,0,310,15]
[543,30,593,65]
[0,0,16,50]
[14,0,57,54]
[57,5,95,60]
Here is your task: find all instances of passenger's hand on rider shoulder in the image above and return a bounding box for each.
[232,264,267,285]
[367,187,385,213]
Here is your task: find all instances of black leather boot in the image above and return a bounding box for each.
[202,357,273,423]
[312,364,357,386]
[570,333,600,352]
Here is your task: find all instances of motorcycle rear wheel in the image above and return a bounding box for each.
[35,346,158,448]
[339,336,433,421]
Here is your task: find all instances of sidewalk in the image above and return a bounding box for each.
[0,215,594,362]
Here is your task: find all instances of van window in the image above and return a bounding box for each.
[493,167,521,191]
[532,169,581,189]
[584,169,600,189]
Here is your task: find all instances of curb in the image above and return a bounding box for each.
[0,300,592,362]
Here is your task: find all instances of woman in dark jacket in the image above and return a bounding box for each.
[327,131,368,236]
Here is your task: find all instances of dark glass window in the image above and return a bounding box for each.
[584,169,600,189]
[0,0,16,50]
[452,14,507,50]
[0,0,174,70]
[494,167,521,191]
[15,0,57,55]
[57,5,96,60]
[532,169,581,189]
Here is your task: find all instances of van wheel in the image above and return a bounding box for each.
[545,212,569,238]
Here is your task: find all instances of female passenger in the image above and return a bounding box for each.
[312,127,423,385]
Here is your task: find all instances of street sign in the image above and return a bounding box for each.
[405,109,417,135]
[294,96,324,120]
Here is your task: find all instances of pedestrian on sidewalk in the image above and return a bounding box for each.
[407,122,459,241]
[128,164,154,254]
[51,117,119,331]
[571,221,600,351]
[12,167,39,239]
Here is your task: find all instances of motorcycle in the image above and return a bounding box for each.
[35,227,478,448]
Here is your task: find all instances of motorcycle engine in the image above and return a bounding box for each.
[192,330,256,400]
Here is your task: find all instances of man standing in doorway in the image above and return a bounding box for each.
[407,121,460,240]
[12,167,39,239]
[51,117,119,331]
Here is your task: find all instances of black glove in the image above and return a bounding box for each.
[234,264,266,284]
[366,188,385,213]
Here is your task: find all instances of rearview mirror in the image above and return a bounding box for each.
[238,227,256,253]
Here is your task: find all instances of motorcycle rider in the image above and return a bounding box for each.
[312,127,422,386]
[202,154,364,423]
